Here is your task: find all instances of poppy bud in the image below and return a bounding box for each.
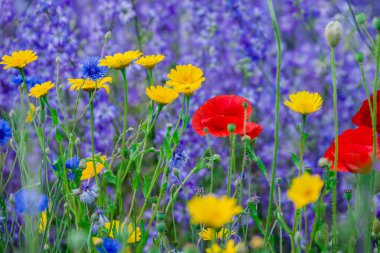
[75,137,81,146]
[344,189,352,202]
[355,13,366,26]
[227,123,236,133]
[241,135,251,143]
[242,102,248,108]
[355,52,364,63]
[318,157,329,168]
[325,21,343,47]
[56,56,61,64]
[104,31,112,40]
[44,147,50,155]
[373,17,380,32]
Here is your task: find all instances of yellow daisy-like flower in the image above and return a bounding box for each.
[284,91,323,115]
[287,173,324,209]
[28,81,55,98]
[206,240,244,253]
[80,155,107,181]
[166,64,206,96]
[99,50,142,69]
[68,77,112,94]
[146,85,179,105]
[104,220,141,243]
[38,211,47,233]
[187,195,242,228]
[0,50,38,70]
[25,103,36,123]
[199,228,235,241]
[135,54,165,69]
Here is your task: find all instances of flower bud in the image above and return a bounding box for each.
[276,177,282,185]
[56,56,61,64]
[242,102,248,108]
[325,21,343,47]
[356,13,366,26]
[44,147,50,155]
[105,31,112,40]
[156,221,166,233]
[173,168,180,178]
[9,193,14,204]
[344,189,352,202]
[166,123,173,131]
[227,123,236,133]
[9,110,16,118]
[241,135,251,143]
[211,154,221,163]
[43,244,50,251]
[373,218,380,236]
[318,157,329,168]
[156,211,166,221]
[203,127,209,134]
[75,137,81,146]
[355,52,364,63]
[79,159,87,169]
[373,17,380,32]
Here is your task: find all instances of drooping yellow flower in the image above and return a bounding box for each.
[28,81,55,98]
[25,103,36,123]
[206,240,244,253]
[38,210,47,233]
[80,155,107,181]
[68,77,112,94]
[187,195,242,228]
[99,50,143,69]
[135,54,165,69]
[284,91,323,115]
[0,50,38,70]
[146,85,179,105]
[166,64,206,96]
[104,220,141,243]
[199,228,235,241]
[92,237,103,246]
[287,173,324,209]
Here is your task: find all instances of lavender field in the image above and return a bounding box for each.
[0,0,380,252]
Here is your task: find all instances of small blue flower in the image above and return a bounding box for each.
[66,156,80,170]
[72,183,98,204]
[97,238,122,253]
[11,75,43,91]
[81,56,107,81]
[13,189,48,215]
[169,148,189,170]
[0,119,12,146]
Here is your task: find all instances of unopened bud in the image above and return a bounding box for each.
[9,193,14,204]
[166,123,173,131]
[355,13,366,26]
[79,159,87,169]
[156,221,166,233]
[227,123,236,133]
[325,21,343,47]
[355,52,364,63]
[242,102,248,108]
[44,147,50,155]
[373,17,380,32]
[318,157,329,168]
[211,154,221,163]
[56,56,61,64]
[241,135,251,143]
[105,31,112,40]
[75,137,81,146]
[373,218,380,235]
[276,177,282,185]
[344,189,352,202]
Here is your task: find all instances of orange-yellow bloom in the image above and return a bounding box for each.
[26,103,36,123]
[146,85,178,105]
[28,81,55,98]
[80,155,107,180]
[0,50,38,70]
[136,54,165,69]
[68,77,112,94]
[166,64,205,96]
[99,51,142,69]
[104,220,141,243]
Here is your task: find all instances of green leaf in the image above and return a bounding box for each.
[103,170,116,185]
[291,152,300,168]
[55,128,63,143]
[142,175,150,198]
[50,108,59,125]
[132,172,140,191]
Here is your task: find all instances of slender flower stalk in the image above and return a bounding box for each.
[120,68,129,150]
[264,0,282,245]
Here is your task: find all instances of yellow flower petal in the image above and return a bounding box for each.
[80,155,107,181]
[38,210,47,233]
[146,85,178,105]
[68,77,112,94]
[28,81,55,98]
[284,91,323,115]
[135,54,165,69]
[99,51,142,69]
[25,103,36,123]
[166,64,205,96]
[0,50,38,70]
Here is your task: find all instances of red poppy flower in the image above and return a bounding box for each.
[192,95,262,138]
[245,122,263,140]
[352,91,380,132]
[323,126,378,174]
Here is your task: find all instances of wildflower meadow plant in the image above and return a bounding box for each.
[0,1,380,253]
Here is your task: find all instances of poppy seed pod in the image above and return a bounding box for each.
[228,123,236,133]
[355,52,364,63]
[325,21,343,48]
[355,13,366,26]
[373,17,380,32]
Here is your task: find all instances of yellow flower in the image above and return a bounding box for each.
[28,81,55,98]
[92,237,103,246]
[187,195,242,228]
[99,50,142,69]
[287,173,324,209]
[80,155,107,181]
[25,103,36,123]
[68,77,112,94]
[0,50,38,70]
[199,228,235,241]
[284,91,323,115]
[166,64,205,96]
[135,54,165,69]
[38,211,47,233]
[146,85,179,105]
[206,240,244,253]
[104,220,141,243]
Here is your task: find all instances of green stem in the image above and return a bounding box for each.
[120,68,128,149]
[299,115,306,174]
[227,134,236,196]
[264,0,282,245]
[291,210,300,253]
[89,93,100,190]
[331,47,339,253]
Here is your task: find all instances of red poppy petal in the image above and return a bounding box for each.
[244,122,263,139]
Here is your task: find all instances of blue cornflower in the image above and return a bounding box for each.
[81,56,107,81]
[11,75,43,91]
[13,189,48,215]
[96,238,122,253]
[169,148,189,170]
[66,156,80,180]
[0,119,12,146]
[72,184,98,204]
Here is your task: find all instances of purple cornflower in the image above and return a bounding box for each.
[13,189,48,215]
[169,148,189,170]
[72,183,99,204]
[81,56,107,81]
[66,156,80,181]
[0,119,12,147]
